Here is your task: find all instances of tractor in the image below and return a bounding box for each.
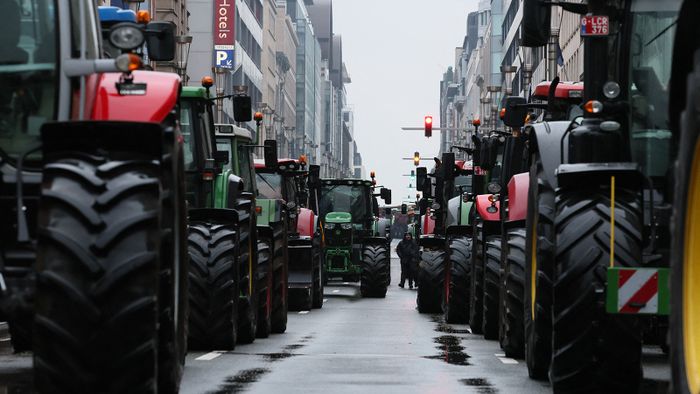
[518,0,683,391]
[177,83,272,349]
[468,80,585,357]
[255,155,323,311]
[0,0,186,392]
[415,155,476,323]
[318,175,392,297]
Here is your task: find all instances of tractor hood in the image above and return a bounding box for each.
[325,212,352,223]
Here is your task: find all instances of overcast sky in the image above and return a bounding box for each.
[333,0,479,204]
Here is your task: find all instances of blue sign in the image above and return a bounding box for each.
[214,49,234,69]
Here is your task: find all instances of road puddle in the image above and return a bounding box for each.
[430,315,471,334]
[423,335,471,366]
[460,377,498,393]
[210,368,271,393]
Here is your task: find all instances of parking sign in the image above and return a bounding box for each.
[214,45,234,69]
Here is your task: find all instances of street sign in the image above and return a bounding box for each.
[214,45,235,69]
[214,0,235,68]
[580,15,609,36]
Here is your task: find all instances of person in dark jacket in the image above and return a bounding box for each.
[396,232,419,289]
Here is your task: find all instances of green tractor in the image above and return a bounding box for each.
[214,127,289,334]
[319,175,392,297]
[179,83,273,348]
[255,153,324,311]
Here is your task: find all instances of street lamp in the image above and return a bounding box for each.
[213,67,228,123]
[263,107,275,141]
[174,35,193,82]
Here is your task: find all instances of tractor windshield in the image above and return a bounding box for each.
[0,0,57,164]
[455,174,472,194]
[179,100,199,171]
[257,172,284,200]
[627,0,680,178]
[319,184,371,222]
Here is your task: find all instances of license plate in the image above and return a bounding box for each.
[580,15,609,36]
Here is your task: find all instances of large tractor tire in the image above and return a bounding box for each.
[443,236,471,324]
[34,156,162,393]
[524,151,555,379]
[236,199,258,344]
[482,235,501,340]
[187,222,239,350]
[311,236,324,309]
[500,228,526,358]
[671,50,700,394]
[551,187,643,393]
[158,142,188,393]
[417,248,446,313]
[360,243,390,298]
[469,221,484,334]
[255,239,273,338]
[270,221,289,333]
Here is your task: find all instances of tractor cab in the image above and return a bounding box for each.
[213,123,257,204]
[531,81,584,121]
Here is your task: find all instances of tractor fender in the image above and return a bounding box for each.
[90,71,181,123]
[188,208,238,224]
[507,172,529,222]
[526,120,573,189]
[297,208,316,238]
[475,194,500,222]
[556,163,644,190]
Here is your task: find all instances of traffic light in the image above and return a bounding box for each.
[413,151,420,166]
[424,116,433,137]
[410,170,415,177]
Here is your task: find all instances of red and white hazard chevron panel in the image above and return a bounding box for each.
[606,267,670,315]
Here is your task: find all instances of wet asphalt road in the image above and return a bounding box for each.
[0,240,672,393]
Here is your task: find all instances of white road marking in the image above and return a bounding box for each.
[323,298,328,302]
[498,357,518,364]
[298,311,309,314]
[195,351,224,361]
[494,353,505,357]
[332,289,340,293]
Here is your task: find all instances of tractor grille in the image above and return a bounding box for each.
[325,225,352,247]
[330,255,346,270]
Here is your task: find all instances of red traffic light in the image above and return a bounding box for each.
[424,116,433,138]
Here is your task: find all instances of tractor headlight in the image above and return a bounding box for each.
[324,223,335,230]
[109,23,145,50]
[340,223,352,230]
[431,202,441,210]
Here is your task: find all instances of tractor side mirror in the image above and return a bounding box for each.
[503,96,528,128]
[264,139,278,169]
[308,164,321,187]
[416,167,431,197]
[441,152,456,181]
[213,150,229,166]
[233,95,253,122]
[418,198,428,216]
[522,0,551,47]
[145,21,176,61]
[380,188,392,205]
[401,204,408,214]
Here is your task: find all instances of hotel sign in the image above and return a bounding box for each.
[214,0,235,68]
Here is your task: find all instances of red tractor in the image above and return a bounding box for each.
[0,1,185,392]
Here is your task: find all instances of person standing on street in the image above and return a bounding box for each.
[396,232,419,289]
